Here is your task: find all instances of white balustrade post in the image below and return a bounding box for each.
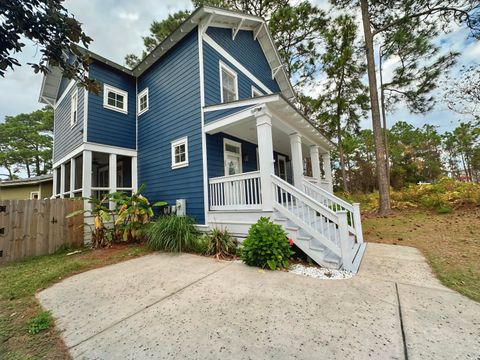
[322,152,333,193]
[52,168,58,198]
[290,133,303,188]
[352,203,364,244]
[337,210,351,271]
[310,145,321,184]
[60,163,65,198]
[70,157,75,198]
[131,156,138,192]
[255,109,275,211]
[82,150,92,209]
[109,153,117,210]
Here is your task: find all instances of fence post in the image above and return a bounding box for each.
[337,210,351,271]
[352,203,364,244]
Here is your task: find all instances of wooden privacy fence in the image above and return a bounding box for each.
[0,198,84,263]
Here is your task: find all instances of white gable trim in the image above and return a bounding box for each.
[203,33,273,96]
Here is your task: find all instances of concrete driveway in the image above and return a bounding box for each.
[38,243,480,360]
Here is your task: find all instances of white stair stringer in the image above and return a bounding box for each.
[271,175,366,273]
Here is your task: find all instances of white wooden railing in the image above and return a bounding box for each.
[302,179,363,243]
[209,171,262,210]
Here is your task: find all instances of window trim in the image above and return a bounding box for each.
[103,84,128,114]
[30,191,40,200]
[251,86,262,97]
[171,137,189,169]
[137,88,149,115]
[70,88,78,127]
[223,138,243,176]
[219,61,238,103]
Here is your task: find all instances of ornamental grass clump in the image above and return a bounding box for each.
[146,215,200,252]
[241,217,294,270]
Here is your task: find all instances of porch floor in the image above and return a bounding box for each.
[38,244,480,359]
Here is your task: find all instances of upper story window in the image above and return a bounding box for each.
[251,86,262,97]
[137,88,149,115]
[220,62,238,103]
[70,89,78,127]
[103,84,128,114]
[171,137,189,169]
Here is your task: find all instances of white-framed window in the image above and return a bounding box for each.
[251,86,262,97]
[224,139,242,176]
[137,88,149,115]
[70,89,78,127]
[219,62,238,103]
[103,84,128,114]
[30,191,39,200]
[171,137,189,169]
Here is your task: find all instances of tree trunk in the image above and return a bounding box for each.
[25,160,31,178]
[379,49,390,187]
[360,0,391,215]
[337,120,349,193]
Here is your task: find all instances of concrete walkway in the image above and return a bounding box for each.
[38,244,480,359]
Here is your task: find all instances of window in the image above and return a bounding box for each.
[171,137,189,169]
[220,62,238,103]
[224,139,242,176]
[70,89,78,127]
[251,86,262,97]
[30,191,39,200]
[103,84,128,113]
[137,88,149,115]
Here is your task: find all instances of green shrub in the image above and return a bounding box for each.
[241,217,294,270]
[27,311,52,335]
[192,234,210,255]
[206,228,238,259]
[146,215,200,252]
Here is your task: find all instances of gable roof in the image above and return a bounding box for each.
[39,5,295,105]
[0,174,53,187]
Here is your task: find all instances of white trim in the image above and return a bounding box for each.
[70,157,76,197]
[54,79,76,109]
[83,72,89,142]
[70,88,78,128]
[103,84,128,114]
[137,87,149,115]
[219,61,238,103]
[204,106,257,134]
[251,86,262,97]
[52,142,137,169]
[204,94,279,112]
[198,23,209,224]
[30,191,40,200]
[232,18,245,40]
[223,138,243,176]
[171,137,189,169]
[203,34,273,96]
[131,156,138,191]
[60,163,66,198]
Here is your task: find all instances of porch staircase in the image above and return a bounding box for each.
[271,175,366,273]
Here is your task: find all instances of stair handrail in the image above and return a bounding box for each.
[302,179,353,212]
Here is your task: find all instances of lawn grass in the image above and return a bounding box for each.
[363,208,480,302]
[0,244,150,360]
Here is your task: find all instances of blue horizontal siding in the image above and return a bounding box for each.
[53,82,84,162]
[204,105,253,124]
[206,27,280,94]
[137,30,205,224]
[87,61,136,149]
[204,42,267,106]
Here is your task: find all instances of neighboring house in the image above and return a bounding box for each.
[38,6,365,271]
[0,175,53,200]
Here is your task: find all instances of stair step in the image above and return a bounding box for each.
[285,226,299,232]
[309,243,325,252]
[274,217,288,222]
[296,235,311,241]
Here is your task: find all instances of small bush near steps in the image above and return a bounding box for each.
[241,217,294,270]
[193,228,238,259]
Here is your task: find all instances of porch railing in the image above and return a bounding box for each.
[209,171,262,210]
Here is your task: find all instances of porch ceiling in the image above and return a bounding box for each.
[204,94,336,153]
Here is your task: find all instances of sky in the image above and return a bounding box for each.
[0,0,478,134]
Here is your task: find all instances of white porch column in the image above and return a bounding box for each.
[322,152,333,193]
[290,133,303,188]
[82,150,92,209]
[256,109,275,211]
[310,145,321,184]
[52,168,58,198]
[131,156,138,192]
[60,163,65,198]
[109,154,117,210]
[70,157,75,198]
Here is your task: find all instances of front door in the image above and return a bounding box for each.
[277,155,287,181]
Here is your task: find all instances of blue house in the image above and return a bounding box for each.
[39,6,365,272]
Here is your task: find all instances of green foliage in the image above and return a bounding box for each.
[26,311,52,335]
[1,0,98,91]
[146,215,200,252]
[241,217,294,270]
[342,178,480,213]
[203,228,238,259]
[0,107,53,179]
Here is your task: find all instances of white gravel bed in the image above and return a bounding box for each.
[289,263,354,280]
